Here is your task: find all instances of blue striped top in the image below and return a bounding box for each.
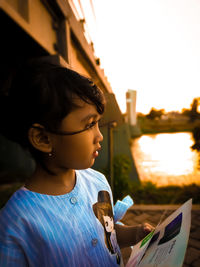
[0,168,133,267]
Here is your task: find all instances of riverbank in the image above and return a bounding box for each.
[129,182,200,204]
[135,116,200,136]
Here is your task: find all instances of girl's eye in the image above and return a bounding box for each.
[85,121,97,130]
[85,119,101,130]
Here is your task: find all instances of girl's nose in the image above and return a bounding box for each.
[95,126,103,143]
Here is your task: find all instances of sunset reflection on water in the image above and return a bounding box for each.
[131,132,200,186]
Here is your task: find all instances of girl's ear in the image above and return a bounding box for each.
[28,123,52,153]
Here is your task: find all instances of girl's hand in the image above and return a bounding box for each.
[135,223,154,243]
[115,222,155,248]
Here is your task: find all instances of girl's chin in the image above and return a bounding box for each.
[90,158,95,167]
[77,159,95,169]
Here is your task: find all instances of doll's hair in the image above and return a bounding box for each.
[0,59,105,160]
[93,202,113,225]
[93,191,113,226]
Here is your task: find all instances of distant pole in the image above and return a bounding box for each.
[107,121,117,195]
[108,125,113,193]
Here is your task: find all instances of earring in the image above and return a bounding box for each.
[48,152,52,157]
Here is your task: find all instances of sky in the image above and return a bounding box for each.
[73,0,200,114]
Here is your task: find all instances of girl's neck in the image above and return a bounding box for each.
[25,166,76,195]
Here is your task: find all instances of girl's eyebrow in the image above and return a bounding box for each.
[81,114,100,122]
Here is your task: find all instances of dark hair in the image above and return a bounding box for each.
[0,59,105,155]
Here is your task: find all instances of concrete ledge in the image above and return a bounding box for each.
[132,204,200,210]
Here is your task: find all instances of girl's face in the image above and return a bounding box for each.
[49,98,103,171]
[103,215,114,233]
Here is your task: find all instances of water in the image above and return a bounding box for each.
[131,132,200,186]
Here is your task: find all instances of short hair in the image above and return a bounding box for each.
[0,59,105,156]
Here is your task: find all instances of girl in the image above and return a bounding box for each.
[0,59,152,266]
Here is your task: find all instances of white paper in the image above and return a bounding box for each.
[126,199,192,267]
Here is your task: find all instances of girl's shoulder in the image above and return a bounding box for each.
[77,168,109,185]
[76,168,112,196]
[0,187,32,231]
[0,187,30,215]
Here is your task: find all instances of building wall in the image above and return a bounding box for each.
[2,0,57,54]
[70,38,91,77]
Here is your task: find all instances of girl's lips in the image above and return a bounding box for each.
[93,150,99,158]
[93,146,101,158]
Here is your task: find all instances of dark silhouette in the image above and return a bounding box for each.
[191,127,200,151]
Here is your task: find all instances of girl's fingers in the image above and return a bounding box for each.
[143,223,154,234]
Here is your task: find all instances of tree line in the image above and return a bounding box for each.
[139,97,200,122]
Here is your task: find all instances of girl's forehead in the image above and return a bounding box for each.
[63,100,101,123]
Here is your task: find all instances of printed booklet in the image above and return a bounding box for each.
[126,199,192,267]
